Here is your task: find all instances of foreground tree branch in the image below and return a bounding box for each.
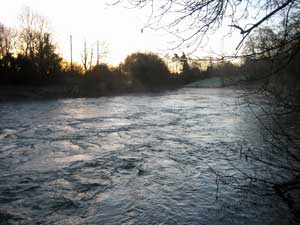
[111,0,299,52]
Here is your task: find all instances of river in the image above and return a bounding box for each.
[0,87,298,224]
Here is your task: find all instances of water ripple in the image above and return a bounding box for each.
[0,88,297,224]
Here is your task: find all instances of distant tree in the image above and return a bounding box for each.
[81,40,88,73]
[18,7,47,58]
[123,52,172,88]
[96,41,110,66]
[81,40,95,73]
[171,52,189,74]
[243,28,281,59]
[170,52,203,83]
[242,24,300,99]
[0,24,15,79]
[13,54,39,83]
[81,40,111,73]
[18,7,61,79]
[180,53,189,73]
[0,23,17,59]
[86,63,111,81]
[89,48,94,71]
[61,61,84,75]
[36,33,62,76]
[83,63,128,95]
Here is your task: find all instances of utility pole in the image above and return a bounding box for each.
[97,40,99,66]
[70,35,73,71]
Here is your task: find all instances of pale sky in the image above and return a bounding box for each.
[0,0,243,65]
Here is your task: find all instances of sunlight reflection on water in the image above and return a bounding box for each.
[54,154,92,163]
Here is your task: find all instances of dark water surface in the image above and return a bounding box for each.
[0,88,297,224]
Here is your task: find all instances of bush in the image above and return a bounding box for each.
[122,52,172,88]
[83,64,128,95]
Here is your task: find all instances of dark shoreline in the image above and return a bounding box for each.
[0,80,263,103]
[0,84,181,103]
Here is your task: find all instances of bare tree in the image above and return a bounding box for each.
[0,23,17,59]
[82,40,88,73]
[18,7,49,58]
[81,40,97,72]
[112,0,300,54]
[89,47,94,71]
[17,7,61,76]
[82,40,110,72]
[96,40,110,65]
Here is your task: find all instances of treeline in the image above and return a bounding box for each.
[202,23,300,107]
[2,8,298,102]
[0,8,206,100]
[0,8,62,85]
[242,26,300,108]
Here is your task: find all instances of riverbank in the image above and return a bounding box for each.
[0,80,263,103]
[0,84,181,102]
[0,77,265,103]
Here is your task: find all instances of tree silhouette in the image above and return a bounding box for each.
[123,52,172,88]
[114,0,299,54]
[17,7,62,79]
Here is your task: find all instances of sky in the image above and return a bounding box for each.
[0,0,243,65]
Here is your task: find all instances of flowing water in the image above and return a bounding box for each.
[0,88,298,225]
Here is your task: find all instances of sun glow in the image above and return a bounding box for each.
[0,0,242,65]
